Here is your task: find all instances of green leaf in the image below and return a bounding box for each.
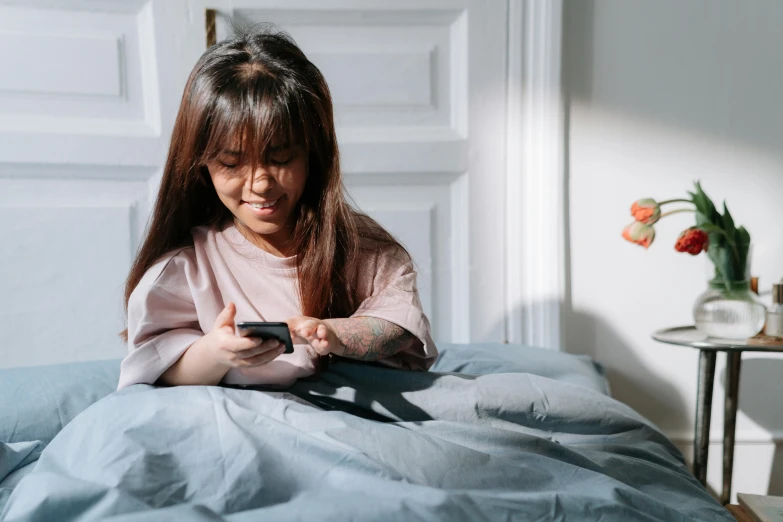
[708,245,735,288]
[691,192,709,217]
[697,222,720,233]
[736,226,751,279]
[722,202,736,238]
[737,225,751,248]
[694,182,719,223]
[697,220,728,257]
[694,212,711,227]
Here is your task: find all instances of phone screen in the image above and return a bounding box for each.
[236,322,294,354]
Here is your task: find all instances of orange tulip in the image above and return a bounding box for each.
[622,221,655,249]
[630,198,661,225]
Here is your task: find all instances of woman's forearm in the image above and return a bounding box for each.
[157,336,229,386]
[323,317,416,361]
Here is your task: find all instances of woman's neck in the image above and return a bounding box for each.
[234,219,295,258]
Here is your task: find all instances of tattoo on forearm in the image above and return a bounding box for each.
[327,317,414,361]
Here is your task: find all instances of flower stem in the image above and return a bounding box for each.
[659,208,695,218]
[658,199,693,206]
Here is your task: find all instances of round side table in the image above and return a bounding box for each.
[652,326,783,505]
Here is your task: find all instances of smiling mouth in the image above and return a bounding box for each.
[243,197,281,216]
[246,199,278,209]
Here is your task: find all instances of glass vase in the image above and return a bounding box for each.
[693,279,766,339]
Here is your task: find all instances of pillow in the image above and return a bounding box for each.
[0,359,121,445]
[431,343,610,396]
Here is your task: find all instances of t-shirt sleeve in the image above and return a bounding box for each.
[117,250,204,390]
[350,247,438,370]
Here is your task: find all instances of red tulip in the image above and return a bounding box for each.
[622,221,655,249]
[675,227,709,255]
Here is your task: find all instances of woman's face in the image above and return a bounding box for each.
[206,142,307,256]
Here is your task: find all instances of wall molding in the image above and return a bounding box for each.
[505,0,566,349]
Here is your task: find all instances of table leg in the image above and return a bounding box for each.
[693,350,716,486]
[721,352,741,505]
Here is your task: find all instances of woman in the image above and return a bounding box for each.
[117,29,436,390]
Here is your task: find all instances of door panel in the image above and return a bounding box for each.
[0,0,199,368]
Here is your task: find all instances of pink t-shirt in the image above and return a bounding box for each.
[117,224,437,390]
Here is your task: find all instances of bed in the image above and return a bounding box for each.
[0,343,732,521]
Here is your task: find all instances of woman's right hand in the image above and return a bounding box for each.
[205,302,286,368]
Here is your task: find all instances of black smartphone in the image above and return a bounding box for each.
[236,322,294,354]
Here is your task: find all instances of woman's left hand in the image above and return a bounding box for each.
[286,316,341,356]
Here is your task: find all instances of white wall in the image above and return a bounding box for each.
[564,0,783,502]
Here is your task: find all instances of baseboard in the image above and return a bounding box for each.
[666,430,783,445]
[669,439,783,504]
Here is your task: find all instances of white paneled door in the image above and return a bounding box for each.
[0,0,508,369]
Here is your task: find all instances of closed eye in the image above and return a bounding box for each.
[270,156,292,166]
[268,147,295,166]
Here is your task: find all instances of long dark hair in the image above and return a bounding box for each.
[123,28,407,337]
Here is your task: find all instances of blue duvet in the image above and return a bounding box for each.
[0,344,730,521]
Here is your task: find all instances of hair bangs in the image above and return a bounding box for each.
[198,75,304,172]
